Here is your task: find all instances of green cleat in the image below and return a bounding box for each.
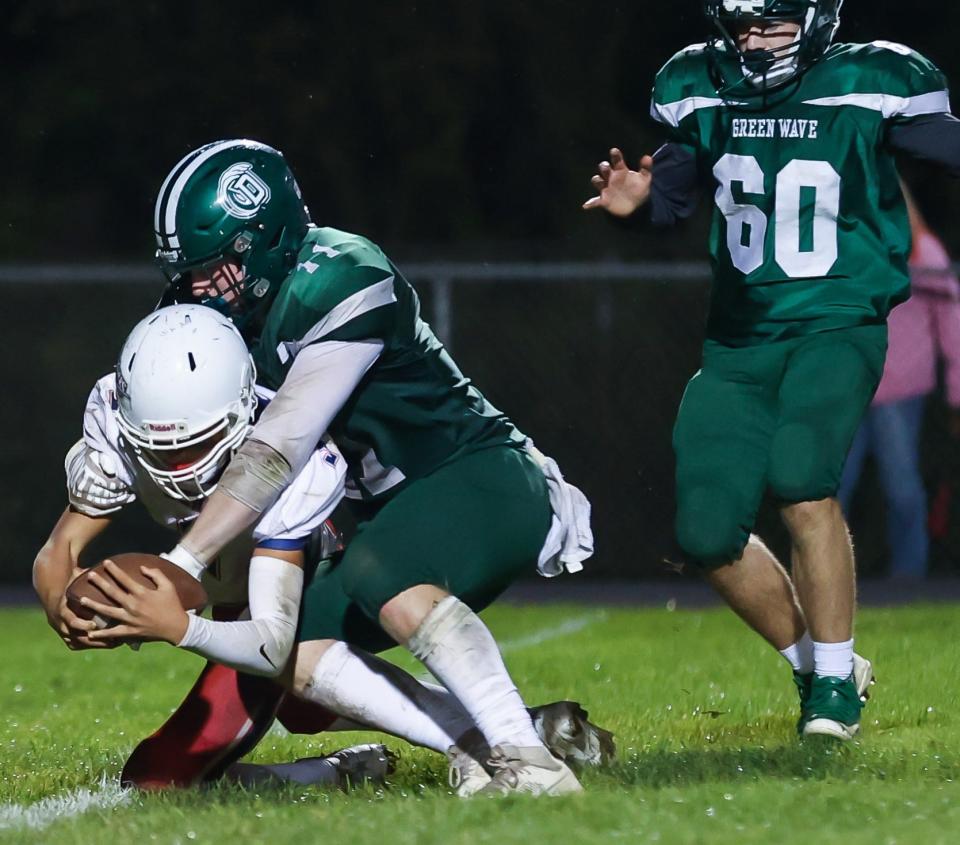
[794,653,874,737]
[799,674,863,740]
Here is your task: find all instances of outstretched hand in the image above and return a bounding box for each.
[582,148,653,217]
[80,559,190,646]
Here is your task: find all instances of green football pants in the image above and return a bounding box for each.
[297,445,552,652]
[673,324,887,568]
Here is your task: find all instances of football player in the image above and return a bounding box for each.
[106,138,600,796]
[33,304,376,788]
[37,305,612,791]
[584,0,960,739]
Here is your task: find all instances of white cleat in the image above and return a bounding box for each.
[477,745,583,797]
[531,701,616,768]
[803,717,859,741]
[447,745,493,798]
[853,653,874,702]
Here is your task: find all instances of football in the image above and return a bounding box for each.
[66,552,208,629]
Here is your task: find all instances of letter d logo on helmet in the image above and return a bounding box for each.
[218,162,272,220]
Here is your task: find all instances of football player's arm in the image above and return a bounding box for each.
[174,548,305,677]
[32,507,113,648]
[84,547,305,677]
[887,113,960,175]
[171,340,382,570]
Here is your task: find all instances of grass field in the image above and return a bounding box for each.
[1,601,958,844]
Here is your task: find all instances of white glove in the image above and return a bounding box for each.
[65,440,135,516]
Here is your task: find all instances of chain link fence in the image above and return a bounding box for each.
[4,262,959,584]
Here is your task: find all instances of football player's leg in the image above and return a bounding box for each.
[769,326,886,738]
[121,660,284,789]
[293,562,480,755]
[336,446,581,795]
[673,348,807,652]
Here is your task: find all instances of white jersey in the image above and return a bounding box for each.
[67,374,346,606]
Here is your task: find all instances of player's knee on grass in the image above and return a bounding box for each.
[674,485,750,568]
[121,663,283,789]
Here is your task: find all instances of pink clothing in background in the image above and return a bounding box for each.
[872,229,960,407]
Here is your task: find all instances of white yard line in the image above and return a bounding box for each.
[0,777,130,833]
[498,610,608,654]
[416,610,609,680]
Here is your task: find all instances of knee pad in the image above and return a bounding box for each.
[674,484,751,568]
[768,423,838,503]
[275,695,339,735]
[339,542,393,620]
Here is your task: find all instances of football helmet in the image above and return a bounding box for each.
[704,0,843,95]
[154,139,310,329]
[114,304,257,501]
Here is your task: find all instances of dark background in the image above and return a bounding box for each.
[4,1,960,583]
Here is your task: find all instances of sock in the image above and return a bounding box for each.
[300,641,474,753]
[813,638,854,678]
[408,596,544,750]
[779,631,814,674]
[229,758,340,787]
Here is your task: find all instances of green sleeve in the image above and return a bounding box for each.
[650,44,717,148]
[857,42,950,124]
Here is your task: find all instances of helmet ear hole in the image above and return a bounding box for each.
[268,225,285,251]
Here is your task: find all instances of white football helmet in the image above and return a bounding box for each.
[114,304,257,501]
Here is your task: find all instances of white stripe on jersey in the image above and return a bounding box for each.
[651,96,729,128]
[277,276,397,363]
[802,89,951,119]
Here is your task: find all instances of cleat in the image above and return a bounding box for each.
[328,743,396,788]
[477,744,583,797]
[227,743,395,789]
[530,701,616,768]
[794,652,874,734]
[853,653,874,702]
[447,744,492,798]
[800,675,863,740]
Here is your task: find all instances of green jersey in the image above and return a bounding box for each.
[252,227,524,501]
[651,41,950,346]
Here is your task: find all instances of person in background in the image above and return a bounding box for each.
[838,185,960,580]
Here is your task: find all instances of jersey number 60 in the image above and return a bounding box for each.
[713,154,841,278]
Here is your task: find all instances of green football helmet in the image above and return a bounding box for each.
[704,0,844,97]
[154,139,310,328]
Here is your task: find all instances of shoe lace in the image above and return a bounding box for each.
[486,754,519,788]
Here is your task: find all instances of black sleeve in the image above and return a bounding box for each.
[887,112,960,176]
[612,142,700,232]
[648,142,701,226]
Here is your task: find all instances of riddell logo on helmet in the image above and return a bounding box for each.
[145,422,179,432]
[218,162,271,220]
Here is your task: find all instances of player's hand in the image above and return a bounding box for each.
[42,576,112,650]
[582,148,653,217]
[81,560,190,646]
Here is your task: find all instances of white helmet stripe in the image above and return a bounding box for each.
[154,148,199,240]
